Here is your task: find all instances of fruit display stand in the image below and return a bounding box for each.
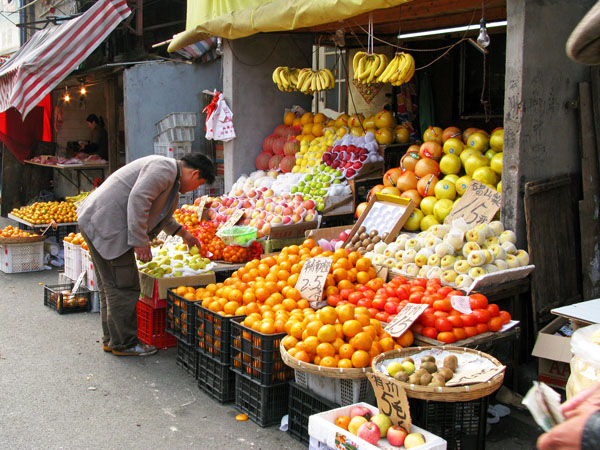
[371,346,504,450]
[308,402,447,450]
[8,214,78,246]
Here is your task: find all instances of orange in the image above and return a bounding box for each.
[351,350,370,368]
[310,247,324,257]
[332,268,348,283]
[305,320,324,337]
[379,337,395,352]
[313,113,327,124]
[288,347,298,357]
[176,286,188,296]
[224,301,240,315]
[254,287,269,302]
[356,271,370,285]
[300,112,314,125]
[339,343,355,360]
[350,331,373,351]
[317,306,337,325]
[262,256,277,267]
[302,238,316,249]
[337,279,354,290]
[324,285,339,296]
[297,299,309,309]
[362,325,378,340]
[289,322,305,339]
[369,341,383,358]
[336,304,355,323]
[295,350,311,363]
[260,321,275,334]
[284,319,299,335]
[282,298,298,312]
[396,329,414,347]
[283,111,296,125]
[332,337,345,353]
[320,356,337,367]
[355,313,371,327]
[347,251,362,266]
[342,320,362,338]
[333,248,348,261]
[316,342,335,358]
[338,358,353,369]
[303,336,320,354]
[285,287,302,301]
[355,257,372,271]
[317,324,337,343]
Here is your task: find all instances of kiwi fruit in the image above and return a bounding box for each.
[372,236,381,243]
[432,373,446,384]
[420,355,435,364]
[414,368,428,378]
[361,238,370,247]
[366,243,375,252]
[394,371,409,383]
[444,355,458,372]
[408,373,421,385]
[420,362,438,374]
[429,378,445,387]
[357,247,366,254]
[369,230,378,238]
[359,232,368,240]
[420,373,433,385]
[358,225,367,234]
[382,232,390,240]
[437,367,454,381]
[351,235,360,244]
[402,357,415,365]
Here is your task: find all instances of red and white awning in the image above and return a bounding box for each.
[0,0,131,118]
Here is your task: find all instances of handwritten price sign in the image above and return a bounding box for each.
[295,257,332,304]
[446,365,506,386]
[216,209,244,234]
[444,180,501,226]
[385,303,428,337]
[196,195,208,220]
[367,372,412,430]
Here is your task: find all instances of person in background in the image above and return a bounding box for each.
[77,153,216,356]
[79,114,108,160]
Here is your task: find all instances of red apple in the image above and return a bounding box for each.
[387,425,408,447]
[350,406,372,420]
[357,422,380,445]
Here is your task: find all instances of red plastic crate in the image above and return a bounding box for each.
[136,301,177,348]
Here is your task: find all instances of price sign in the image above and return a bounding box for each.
[367,372,412,430]
[196,195,208,220]
[72,271,86,294]
[450,295,472,314]
[295,257,332,304]
[216,209,244,235]
[444,180,501,226]
[375,265,388,280]
[385,303,428,337]
[446,365,506,386]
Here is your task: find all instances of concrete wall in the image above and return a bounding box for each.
[123,60,221,162]
[503,0,594,248]
[222,34,313,191]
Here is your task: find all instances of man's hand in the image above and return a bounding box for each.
[177,228,202,251]
[134,245,153,262]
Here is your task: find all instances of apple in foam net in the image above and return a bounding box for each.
[357,422,381,445]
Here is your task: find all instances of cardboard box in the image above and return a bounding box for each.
[308,402,446,450]
[343,192,414,248]
[139,271,215,300]
[532,317,573,388]
[306,225,352,242]
[552,299,600,330]
[268,219,320,239]
[322,195,354,215]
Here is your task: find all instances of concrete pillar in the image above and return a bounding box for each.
[222,34,313,192]
[503,0,594,248]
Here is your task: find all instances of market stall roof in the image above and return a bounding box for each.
[0,0,131,119]
[167,0,413,52]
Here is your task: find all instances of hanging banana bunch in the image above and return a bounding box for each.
[272,66,335,94]
[352,52,389,85]
[376,52,416,86]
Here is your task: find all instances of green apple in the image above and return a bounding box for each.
[348,416,368,435]
[472,166,498,186]
[433,198,454,223]
[439,153,462,175]
[172,253,184,260]
[420,196,438,216]
[497,181,502,193]
[434,180,457,200]
[400,360,415,375]
[405,433,426,449]
[403,208,424,231]
[370,413,393,438]
[189,246,200,256]
[464,154,490,177]
[173,271,183,277]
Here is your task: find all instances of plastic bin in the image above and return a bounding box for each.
[156,112,197,133]
[294,369,375,406]
[176,340,198,378]
[166,287,198,345]
[408,396,488,450]
[43,283,92,314]
[197,351,236,403]
[63,241,83,280]
[136,301,177,349]
[153,141,193,160]
[195,302,244,364]
[80,249,98,291]
[219,226,257,247]
[0,241,44,273]
[230,317,294,386]
[234,374,290,427]
[288,381,339,445]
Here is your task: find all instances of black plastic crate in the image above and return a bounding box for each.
[175,340,198,378]
[288,381,339,445]
[230,317,293,386]
[43,283,92,314]
[197,351,236,403]
[408,395,489,450]
[166,287,197,345]
[234,373,289,427]
[195,302,244,364]
[18,222,77,246]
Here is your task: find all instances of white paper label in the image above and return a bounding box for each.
[72,271,86,294]
[451,295,472,314]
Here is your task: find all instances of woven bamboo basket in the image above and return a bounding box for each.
[371,346,505,402]
[0,235,46,244]
[280,341,372,380]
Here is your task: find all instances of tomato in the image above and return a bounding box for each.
[427,278,441,287]
[437,286,453,297]
[395,286,410,300]
[435,318,453,332]
[437,331,456,344]
[384,302,398,315]
[375,311,389,322]
[447,315,464,328]
[469,293,488,310]
[461,313,477,326]
[421,295,434,306]
[340,288,354,300]
[447,290,463,297]
[422,326,438,339]
[363,290,375,300]
[449,309,462,317]
[433,310,449,318]
[348,292,364,304]
[385,286,397,297]
[420,312,436,327]
[488,317,503,332]
[473,309,491,324]
[486,304,500,317]
[392,275,407,284]
[357,298,372,308]
[476,323,489,334]
[409,292,424,304]
[410,285,425,293]
[499,310,512,324]
[410,278,427,288]
[464,326,479,338]
[433,299,452,312]
[327,294,342,306]
[396,303,406,314]
[424,307,436,315]
[372,297,386,310]
[453,327,467,341]
[412,323,424,335]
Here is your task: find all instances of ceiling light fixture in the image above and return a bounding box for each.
[397,20,507,40]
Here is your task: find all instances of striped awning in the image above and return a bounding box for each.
[0,0,131,118]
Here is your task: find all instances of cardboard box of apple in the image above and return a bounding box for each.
[358,126,504,232]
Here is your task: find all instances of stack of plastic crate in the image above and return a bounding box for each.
[153,112,197,159]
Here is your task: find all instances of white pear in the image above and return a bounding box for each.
[483,264,499,273]
[488,220,504,236]
[435,242,455,258]
[395,260,405,270]
[442,269,458,283]
[469,266,487,279]
[428,267,444,279]
[384,244,401,258]
[425,236,443,249]
[482,249,495,264]
[395,234,410,249]
[493,259,509,271]
[485,236,499,247]
[501,241,518,255]
[475,223,492,239]
[444,233,464,251]
[441,255,457,270]
[505,254,520,268]
[467,251,486,267]
[454,260,471,273]
[455,274,474,288]
[515,249,530,266]
[402,249,417,264]
[374,242,387,254]
[499,230,517,245]
[462,242,481,256]
[418,266,430,278]
[372,254,385,265]
[405,238,422,251]
[404,263,419,277]
[428,254,441,267]
[488,244,506,260]
[466,228,486,246]
[384,257,396,268]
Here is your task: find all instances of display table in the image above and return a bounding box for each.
[24,160,107,192]
[7,214,78,244]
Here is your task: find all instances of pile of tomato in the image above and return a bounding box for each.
[326,275,511,344]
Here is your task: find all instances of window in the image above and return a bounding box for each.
[314,45,347,117]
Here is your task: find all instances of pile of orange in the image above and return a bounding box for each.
[10,201,77,225]
[64,232,85,246]
[0,225,38,238]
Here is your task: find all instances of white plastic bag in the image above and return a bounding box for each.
[203,92,236,142]
[566,323,600,398]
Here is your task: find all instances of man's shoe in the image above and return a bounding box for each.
[112,344,158,356]
[103,345,112,352]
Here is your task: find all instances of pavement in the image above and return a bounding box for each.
[0,218,544,449]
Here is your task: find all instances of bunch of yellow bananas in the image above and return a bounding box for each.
[376,52,416,86]
[272,66,301,91]
[65,191,91,207]
[272,66,335,94]
[352,52,389,85]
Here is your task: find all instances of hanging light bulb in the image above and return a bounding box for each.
[63,86,70,102]
[477,19,490,48]
[80,85,87,95]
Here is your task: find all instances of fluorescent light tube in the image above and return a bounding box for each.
[398,20,507,39]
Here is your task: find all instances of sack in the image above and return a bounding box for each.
[203,92,236,142]
[566,323,600,398]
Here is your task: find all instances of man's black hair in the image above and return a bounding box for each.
[180,153,216,184]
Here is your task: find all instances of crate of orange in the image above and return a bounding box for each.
[166,286,203,345]
[195,301,245,364]
[230,317,294,386]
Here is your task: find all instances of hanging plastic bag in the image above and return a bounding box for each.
[202,91,236,142]
[202,91,220,140]
[566,323,600,399]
